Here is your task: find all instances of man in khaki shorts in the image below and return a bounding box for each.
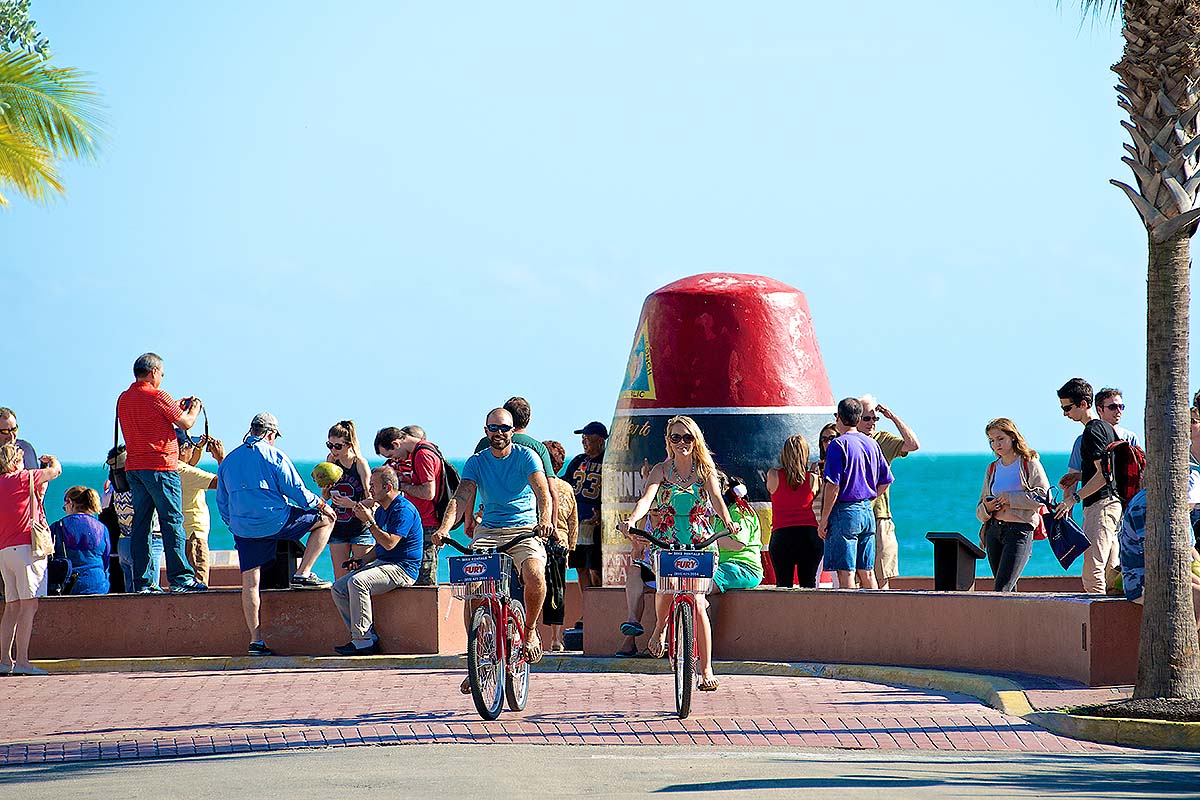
[432,408,554,672]
[857,395,920,589]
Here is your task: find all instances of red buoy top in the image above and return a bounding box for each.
[617,273,833,410]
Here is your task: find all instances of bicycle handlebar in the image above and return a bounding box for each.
[441,528,543,555]
[630,528,734,551]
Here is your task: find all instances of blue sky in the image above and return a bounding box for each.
[3,2,1186,462]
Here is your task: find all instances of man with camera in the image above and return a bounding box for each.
[115,353,207,593]
[328,465,423,655]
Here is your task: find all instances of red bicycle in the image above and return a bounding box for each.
[633,529,730,719]
[444,531,539,720]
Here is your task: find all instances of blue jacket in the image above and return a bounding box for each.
[217,436,321,539]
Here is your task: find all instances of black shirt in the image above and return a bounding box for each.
[1080,418,1117,507]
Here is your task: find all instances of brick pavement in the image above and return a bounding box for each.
[0,667,1128,765]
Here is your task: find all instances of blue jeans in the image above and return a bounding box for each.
[824,500,877,572]
[118,534,164,592]
[127,469,194,590]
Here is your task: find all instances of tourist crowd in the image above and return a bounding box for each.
[2,354,1199,678]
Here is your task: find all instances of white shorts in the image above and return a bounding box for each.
[0,545,48,601]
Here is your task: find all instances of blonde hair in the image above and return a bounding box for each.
[779,434,811,489]
[64,486,101,515]
[985,417,1038,461]
[664,415,717,487]
[0,443,21,474]
[327,420,362,457]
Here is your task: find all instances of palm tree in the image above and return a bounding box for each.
[0,49,104,205]
[1082,0,1200,699]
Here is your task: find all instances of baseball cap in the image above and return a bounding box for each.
[174,428,204,448]
[250,412,282,437]
[574,421,608,438]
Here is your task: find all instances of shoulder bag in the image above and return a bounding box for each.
[29,473,53,559]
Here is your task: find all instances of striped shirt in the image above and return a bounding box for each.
[117,381,183,471]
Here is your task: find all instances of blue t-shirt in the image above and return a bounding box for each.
[824,430,893,504]
[462,444,543,529]
[372,495,423,580]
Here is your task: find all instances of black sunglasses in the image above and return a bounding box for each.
[1104,403,1126,411]
[1060,403,1076,414]
[326,441,346,450]
[668,433,695,444]
[486,424,514,433]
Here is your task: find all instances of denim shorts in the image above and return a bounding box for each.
[824,500,876,572]
[235,506,319,572]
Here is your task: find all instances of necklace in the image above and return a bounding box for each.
[669,458,697,487]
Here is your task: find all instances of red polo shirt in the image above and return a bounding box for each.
[117,381,183,471]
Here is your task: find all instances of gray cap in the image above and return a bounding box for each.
[250,412,282,437]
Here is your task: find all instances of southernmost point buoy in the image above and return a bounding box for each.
[600,273,835,585]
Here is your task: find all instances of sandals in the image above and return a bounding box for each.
[460,676,472,694]
[620,621,645,637]
[698,677,720,692]
[647,635,668,659]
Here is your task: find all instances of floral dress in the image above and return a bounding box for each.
[650,461,715,549]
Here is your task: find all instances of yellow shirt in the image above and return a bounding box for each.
[177,463,216,540]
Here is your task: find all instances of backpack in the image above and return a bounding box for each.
[1102,439,1146,507]
[413,442,462,529]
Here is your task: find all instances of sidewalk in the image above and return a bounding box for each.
[0,660,1133,766]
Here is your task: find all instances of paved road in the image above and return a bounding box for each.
[0,667,1129,765]
[3,744,1199,799]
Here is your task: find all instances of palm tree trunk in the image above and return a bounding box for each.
[1135,229,1200,699]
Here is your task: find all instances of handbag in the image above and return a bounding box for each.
[1038,489,1091,570]
[544,540,567,612]
[28,474,53,559]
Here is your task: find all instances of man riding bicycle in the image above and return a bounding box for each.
[432,408,555,677]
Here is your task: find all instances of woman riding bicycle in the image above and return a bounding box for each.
[617,415,738,692]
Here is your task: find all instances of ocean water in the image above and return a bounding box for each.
[50,453,1079,583]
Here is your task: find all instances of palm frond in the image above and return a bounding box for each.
[0,50,105,161]
[1076,1,1122,21]
[0,118,63,204]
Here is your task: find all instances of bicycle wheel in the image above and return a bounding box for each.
[504,600,530,712]
[672,601,694,719]
[467,603,505,720]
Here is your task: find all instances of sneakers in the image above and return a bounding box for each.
[333,641,380,656]
[169,581,208,594]
[136,585,165,594]
[290,573,331,590]
[247,642,274,657]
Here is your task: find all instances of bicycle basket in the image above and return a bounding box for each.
[448,552,512,600]
[653,549,715,594]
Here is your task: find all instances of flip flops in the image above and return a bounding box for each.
[620,621,645,637]
[460,677,472,694]
[698,678,720,692]
[522,635,544,665]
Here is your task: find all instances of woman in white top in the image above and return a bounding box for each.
[975,418,1050,592]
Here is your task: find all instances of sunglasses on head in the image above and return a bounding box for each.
[1105,403,1126,411]
[668,433,695,444]
[486,424,514,433]
[326,441,346,450]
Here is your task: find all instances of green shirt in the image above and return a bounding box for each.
[713,504,763,574]
[871,430,908,519]
[474,433,556,479]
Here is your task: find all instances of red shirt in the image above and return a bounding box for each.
[405,441,443,527]
[770,473,817,529]
[117,381,183,471]
[0,470,46,550]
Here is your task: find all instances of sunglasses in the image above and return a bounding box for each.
[1105,403,1126,411]
[486,424,514,433]
[0,427,16,435]
[326,442,346,450]
[861,415,878,422]
[1060,403,1076,414]
[668,433,696,444]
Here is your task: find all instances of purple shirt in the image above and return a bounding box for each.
[824,430,894,504]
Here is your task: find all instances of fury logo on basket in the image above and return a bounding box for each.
[463,562,487,577]
[674,557,698,571]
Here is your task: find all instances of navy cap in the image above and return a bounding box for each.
[574,421,609,438]
[175,428,203,448]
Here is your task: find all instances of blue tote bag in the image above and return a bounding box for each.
[1038,489,1091,569]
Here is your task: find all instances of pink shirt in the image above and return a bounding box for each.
[0,470,46,550]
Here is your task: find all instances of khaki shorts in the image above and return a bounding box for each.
[472,526,547,570]
[874,517,899,581]
[0,545,48,601]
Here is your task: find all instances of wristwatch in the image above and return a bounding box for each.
[1071,491,1080,503]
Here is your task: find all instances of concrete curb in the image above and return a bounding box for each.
[28,654,1198,751]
